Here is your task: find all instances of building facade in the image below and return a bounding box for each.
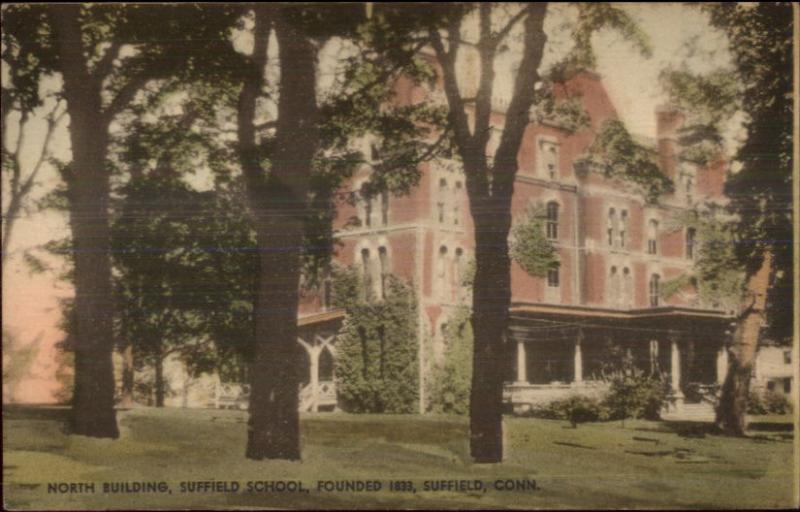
[295,67,732,414]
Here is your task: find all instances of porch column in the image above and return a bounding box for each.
[573,330,583,384]
[516,340,528,384]
[670,339,684,406]
[716,346,729,385]
[649,340,659,374]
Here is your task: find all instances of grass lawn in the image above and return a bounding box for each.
[2,405,795,510]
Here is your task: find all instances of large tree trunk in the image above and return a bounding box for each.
[154,353,165,408]
[469,207,513,463]
[51,5,118,438]
[119,343,135,408]
[716,250,773,436]
[237,7,319,460]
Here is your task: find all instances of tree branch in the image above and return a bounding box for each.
[474,3,496,153]
[93,40,122,81]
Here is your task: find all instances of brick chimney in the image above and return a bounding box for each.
[656,105,685,181]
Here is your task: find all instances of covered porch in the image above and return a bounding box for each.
[297,309,345,412]
[504,303,733,415]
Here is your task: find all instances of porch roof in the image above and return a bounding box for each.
[297,308,346,328]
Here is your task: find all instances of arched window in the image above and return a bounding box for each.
[686,227,696,259]
[437,178,448,224]
[453,181,462,226]
[357,183,376,228]
[622,267,632,308]
[437,245,449,300]
[546,201,559,240]
[607,208,616,246]
[647,219,659,255]
[378,246,389,300]
[322,277,333,311]
[609,266,619,307]
[453,247,464,300]
[649,274,660,307]
[380,191,389,226]
[361,248,372,300]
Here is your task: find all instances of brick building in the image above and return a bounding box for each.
[295,66,732,414]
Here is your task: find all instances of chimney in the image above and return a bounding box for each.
[656,105,685,181]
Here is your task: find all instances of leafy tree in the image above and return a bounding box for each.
[233,5,446,459]
[376,2,653,462]
[332,267,419,414]
[2,328,43,403]
[2,4,239,438]
[660,3,793,435]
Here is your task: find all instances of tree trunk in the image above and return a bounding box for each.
[154,353,165,408]
[50,4,118,439]
[119,343,135,408]
[469,204,513,463]
[237,7,319,460]
[716,250,773,436]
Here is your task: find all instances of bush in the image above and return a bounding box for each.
[428,307,473,415]
[602,369,672,421]
[525,395,609,426]
[748,389,793,415]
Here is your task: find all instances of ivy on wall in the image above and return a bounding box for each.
[579,119,674,202]
[331,267,419,413]
[509,204,560,277]
[427,305,473,415]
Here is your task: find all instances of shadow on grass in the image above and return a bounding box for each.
[3,404,71,422]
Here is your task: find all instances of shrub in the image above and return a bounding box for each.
[428,306,473,415]
[524,395,609,426]
[748,389,793,415]
[602,369,672,421]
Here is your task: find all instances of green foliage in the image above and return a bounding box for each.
[428,306,473,415]
[2,329,42,403]
[602,368,672,421]
[332,268,419,413]
[569,3,652,70]
[582,120,674,201]
[525,395,610,426]
[662,208,745,312]
[747,389,793,416]
[510,205,559,277]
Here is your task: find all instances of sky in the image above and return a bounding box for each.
[1,3,734,403]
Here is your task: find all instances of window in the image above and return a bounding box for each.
[784,378,792,394]
[437,246,449,300]
[784,350,792,365]
[647,219,659,255]
[685,175,694,204]
[453,181,462,226]
[322,277,332,311]
[357,184,375,228]
[546,201,559,240]
[378,246,389,300]
[686,227,696,259]
[547,264,560,288]
[437,178,448,224]
[649,274,660,307]
[454,247,464,297]
[619,210,628,248]
[609,266,619,307]
[622,267,632,308]
[539,140,559,179]
[380,191,389,226]
[361,249,372,299]
[607,208,616,246]
[370,142,380,162]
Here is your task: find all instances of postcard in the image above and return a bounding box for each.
[3,3,798,510]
